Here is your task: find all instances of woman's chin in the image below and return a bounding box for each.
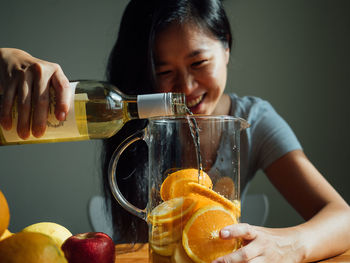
[188,102,207,115]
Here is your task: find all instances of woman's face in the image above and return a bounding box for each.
[154,22,230,115]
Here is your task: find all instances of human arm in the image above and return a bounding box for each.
[213,149,350,263]
[0,48,71,139]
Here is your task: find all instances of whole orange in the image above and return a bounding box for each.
[0,190,10,237]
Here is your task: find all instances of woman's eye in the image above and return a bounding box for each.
[157,70,171,76]
[191,60,207,68]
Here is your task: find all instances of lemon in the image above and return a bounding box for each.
[0,231,67,263]
[21,222,72,248]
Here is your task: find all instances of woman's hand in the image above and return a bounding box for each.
[212,223,304,263]
[0,48,71,139]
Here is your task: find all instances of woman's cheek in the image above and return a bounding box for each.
[156,78,173,93]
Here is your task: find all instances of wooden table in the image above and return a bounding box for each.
[115,244,350,262]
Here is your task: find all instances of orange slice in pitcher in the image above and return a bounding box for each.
[186,182,240,217]
[150,222,183,246]
[160,169,212,201]
[150,242,178,257]
[182,206,239,263]
[148,196,196,225]
[171,243,193,263]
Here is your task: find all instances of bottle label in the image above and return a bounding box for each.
[0,82,89,143]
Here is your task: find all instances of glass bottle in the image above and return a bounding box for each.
[0,80,187,145]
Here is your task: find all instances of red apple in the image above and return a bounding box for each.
[61,232,115,263]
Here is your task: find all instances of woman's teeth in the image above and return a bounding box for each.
[187,95,203,108]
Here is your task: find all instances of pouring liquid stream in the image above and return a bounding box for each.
[185,108,203,184]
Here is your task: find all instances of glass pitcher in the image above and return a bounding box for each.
[109,115,249,263]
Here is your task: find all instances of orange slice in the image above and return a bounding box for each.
[150,242,178,257]
[186,182,241,217]
[148,197,197,225]
[171,243,193,263]
[182,206,239,263]
[160,169,212,201]
[150,222,183,246]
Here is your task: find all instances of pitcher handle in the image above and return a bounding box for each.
[108,130,147,221]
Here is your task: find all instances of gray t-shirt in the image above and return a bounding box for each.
[228,93,302,192]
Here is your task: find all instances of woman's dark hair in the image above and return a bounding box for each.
[102,0,232,243]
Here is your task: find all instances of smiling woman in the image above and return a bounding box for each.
[1,0,350,263]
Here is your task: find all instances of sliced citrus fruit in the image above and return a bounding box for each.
[160,169,212,201]
[182,206,239,263]
[148,197,197,225]
[186,182,241,217]
[150,241,178,257]
[171,243,193,263]
[151,221,184,246]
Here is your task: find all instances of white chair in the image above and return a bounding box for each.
[240,193,269,226]
[88,195,114,237]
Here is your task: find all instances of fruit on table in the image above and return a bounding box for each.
[61,232,115,263]
[0,229,13,242]
[0,231,67,263]
[182,206,239,263]
[0,190,10,237]
[21,222,72,249]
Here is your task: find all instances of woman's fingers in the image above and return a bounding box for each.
[212,242,262,263]
[16,71,32,139]
[0,48,70,139]
[51,64,71,121]
[0,78,17,130]
[211,224,260,263]
[31,63,50,138]
[220,223,258,241]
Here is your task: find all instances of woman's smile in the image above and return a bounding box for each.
[186,94,205,111]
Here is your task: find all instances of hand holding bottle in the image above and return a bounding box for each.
[0,48,71,139]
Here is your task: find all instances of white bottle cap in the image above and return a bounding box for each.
[137,93,172,118]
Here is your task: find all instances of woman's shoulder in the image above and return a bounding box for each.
[228,93,275,120]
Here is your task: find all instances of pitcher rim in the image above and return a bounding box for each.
[148,115,250,129]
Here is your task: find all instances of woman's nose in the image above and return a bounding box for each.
[174,71,196,94]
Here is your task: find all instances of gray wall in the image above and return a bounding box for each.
[1,0,349,234]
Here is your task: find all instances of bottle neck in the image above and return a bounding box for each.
[126,101,140,120]
[136,93,187,119]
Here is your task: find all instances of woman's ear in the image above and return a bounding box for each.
[225,47,230,65]
[224,34,231,65]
